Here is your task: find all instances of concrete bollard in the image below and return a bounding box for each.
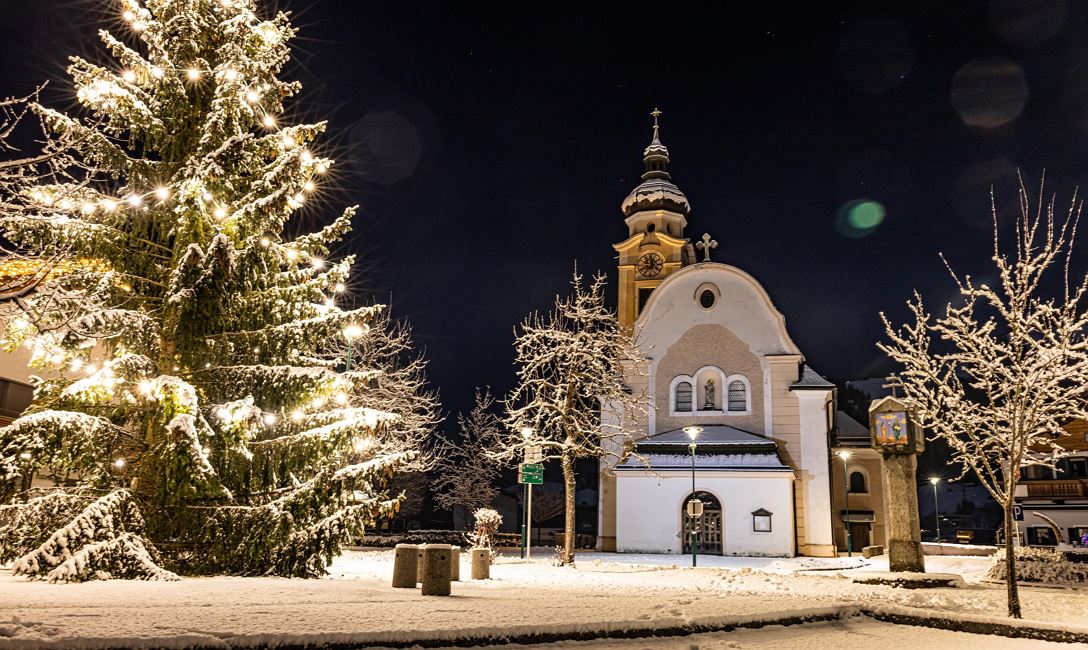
[392,544,418,588]
[450,545,461,581]
[470,548,490,580]
[421,544,452,596]
[416,544,426,583]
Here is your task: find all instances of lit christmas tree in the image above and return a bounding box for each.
[0,0,414,580]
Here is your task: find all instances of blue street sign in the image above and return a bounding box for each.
[1013,504,1024,521]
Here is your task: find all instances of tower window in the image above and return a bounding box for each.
[675,381,693,412]
[849,471,867,494]
[637,287,654,314]
[727,380,747,412]
[647,223,656,232]
[699,290,716,309]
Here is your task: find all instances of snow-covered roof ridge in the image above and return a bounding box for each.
[618,452,792,471]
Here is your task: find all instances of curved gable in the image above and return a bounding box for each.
[634,263,801,357]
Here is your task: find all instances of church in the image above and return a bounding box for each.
[597,112,841,558]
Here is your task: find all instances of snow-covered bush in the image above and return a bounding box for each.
[470,508,502,551]
[986,547,1088,584]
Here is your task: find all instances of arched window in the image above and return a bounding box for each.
[849,470,867,494]
[727,380,747,412]
[675,381,693,412]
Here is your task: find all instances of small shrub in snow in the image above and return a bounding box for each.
[986,547,1088,584]
[470,508,502,551]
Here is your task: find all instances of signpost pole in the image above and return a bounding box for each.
[526,482,533,562]
[521,483,527,560]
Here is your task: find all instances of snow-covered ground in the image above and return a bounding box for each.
[0,550,1085,649]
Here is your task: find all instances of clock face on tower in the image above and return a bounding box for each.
[637,252,664,278]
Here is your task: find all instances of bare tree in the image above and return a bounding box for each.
[432,389,503,528]
[527,485,565,544]
[880,179,1088,618]
[324,309,443,473]
[499,270,647,565]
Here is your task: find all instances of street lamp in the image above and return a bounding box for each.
[930,477,942,544]
[521,426,533,560]
[837,450,853,557]
[342,323,365,371]
[683,426,703,567]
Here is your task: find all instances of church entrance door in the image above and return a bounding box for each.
[682,491,723,555]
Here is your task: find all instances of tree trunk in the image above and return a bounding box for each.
[1004,500,1022,618]
[561,451,576,566]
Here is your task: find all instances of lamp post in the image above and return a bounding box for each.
[837,450,853,557]
[520,426,533,561]
[930,477,941,544]
[683,426,702,567]
[342,324,364,371]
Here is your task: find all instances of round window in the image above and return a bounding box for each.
[699,289,716,309]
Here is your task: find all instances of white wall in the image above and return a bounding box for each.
[615,470,795,556]
[796,390,834,549]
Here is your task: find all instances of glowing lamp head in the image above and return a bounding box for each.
[520,427,534,440]
[262,413,277,426]
[930,477,940,485]
[186,68,202,81]
[342,324,365,340]
[837,450,852,460]
[154,186,169,201]
[122,69,136,83]
[113,458,126,468]
[213,207,227,219]
[683,425,703,441]
[262,115,276,128]
[334,282,346,293]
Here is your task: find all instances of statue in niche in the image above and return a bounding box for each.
[703,379,716,410]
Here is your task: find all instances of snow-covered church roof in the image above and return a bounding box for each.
[616,425,792,473]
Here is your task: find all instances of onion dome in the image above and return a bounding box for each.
[621,108,691,217]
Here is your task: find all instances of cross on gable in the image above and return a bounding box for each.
[695,233,718,262]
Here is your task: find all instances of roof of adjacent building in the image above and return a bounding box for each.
[835,410,872,446]
[789,364,835,390]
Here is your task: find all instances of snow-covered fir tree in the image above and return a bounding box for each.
[498,271,646,565]
[0,0,416,580]
[880,180,1088,618]
[433,389,503,528]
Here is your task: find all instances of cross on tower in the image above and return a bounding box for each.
[695,233,718,262]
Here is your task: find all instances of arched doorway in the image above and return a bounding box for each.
[682,491,723,555]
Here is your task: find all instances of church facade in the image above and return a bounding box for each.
[598,113,837,557]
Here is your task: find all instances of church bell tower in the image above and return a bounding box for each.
[614,109,696,329]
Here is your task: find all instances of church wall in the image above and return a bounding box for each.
[653,324,765,436]
[615,471,794,556]
[796,390,835,556]
[768,357,805,543]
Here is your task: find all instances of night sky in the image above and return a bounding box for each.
[3,0,1088,427]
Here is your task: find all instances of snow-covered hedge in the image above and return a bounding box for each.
[986,546,1088,584]
[355,530,522,548]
